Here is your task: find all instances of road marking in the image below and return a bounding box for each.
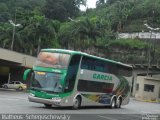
[98,115,118,120]
[0,94,27,98]
[141,111,155,114]
[0,97,26,101]
[0,98,20,101]
[153,109,160,113]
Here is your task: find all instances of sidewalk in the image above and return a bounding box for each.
[0,88,27,92]
[133,97,160,103]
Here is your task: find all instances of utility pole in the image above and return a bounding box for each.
[9,9,21,50]
[144,23,160,76]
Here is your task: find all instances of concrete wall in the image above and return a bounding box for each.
[132,70,147,96]
[118,32,160,39]
[0,48,36,67]
[132,69,160,96]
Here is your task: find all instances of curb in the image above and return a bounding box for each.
[134,98,160,103]
[0,88,29,93]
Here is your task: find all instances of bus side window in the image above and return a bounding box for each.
[104,62,109,73]
[118,65,132,77]
[94,60,105,72]
[81,56,88,69]
[108,63,118,74]
[65,55,81,92]
[81,61,88,69]
[81,56,94,70]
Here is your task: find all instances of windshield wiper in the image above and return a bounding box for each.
[30,87,41,91]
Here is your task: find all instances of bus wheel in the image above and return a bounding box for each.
[116,98,122,108]
[110,98,116,108]
[72,96,81,109]
[44,104,52,108]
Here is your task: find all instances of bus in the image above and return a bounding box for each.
[23,49,133,109]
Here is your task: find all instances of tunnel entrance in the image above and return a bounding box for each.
[0,66,9,87]
[0,59,24,87]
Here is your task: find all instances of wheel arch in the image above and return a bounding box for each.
[117,95,122,101]
[72,93,82,103]
[72,93,82,109]
[73,93,82,103]
[110,95,117,103]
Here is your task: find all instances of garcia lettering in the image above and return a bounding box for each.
[93,73,112,81]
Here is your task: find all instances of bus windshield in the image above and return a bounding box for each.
[35,52,70,69]
[31,71,63,93]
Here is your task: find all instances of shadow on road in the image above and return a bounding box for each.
[0,88,27,92]
[31,105,126,111]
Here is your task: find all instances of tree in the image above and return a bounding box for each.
[22,15,60,55]
[43,0,86,21]
[96,0,107,7]
[0,23,12,48]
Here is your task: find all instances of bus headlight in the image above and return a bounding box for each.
[65,99,68,103]
[52,97,61,102]
[30,93,35,97]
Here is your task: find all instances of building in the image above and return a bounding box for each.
[135,76,160,102]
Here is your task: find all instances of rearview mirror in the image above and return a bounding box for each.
[23,69,32,81]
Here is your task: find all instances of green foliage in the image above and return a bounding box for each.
[43,0,86,21]
[107,38,149,50]
[0,0,160,64]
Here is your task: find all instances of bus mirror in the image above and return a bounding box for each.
[23,69,32,81]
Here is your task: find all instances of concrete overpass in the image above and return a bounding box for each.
[0,48,36,86]
[0,48,36,67]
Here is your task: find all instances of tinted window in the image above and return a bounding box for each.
[81,56,132,77]
[144,84,154,92]
[81,56,107,72]
[65,55,81,92]
[136,84,139,91]
[10,82,14,84]
[16,82,20,84]
[78,80,114,93]
[108,63,118,74]
[81,56,95,70]
[117,65,132,77]
[94,60,105,72]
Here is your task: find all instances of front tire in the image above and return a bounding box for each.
[72,97,81,109]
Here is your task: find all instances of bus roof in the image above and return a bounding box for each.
[41,49,132,68]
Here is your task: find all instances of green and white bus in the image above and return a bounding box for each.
[23,49,133,109]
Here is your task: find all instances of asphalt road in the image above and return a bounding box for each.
[0,89,160,120]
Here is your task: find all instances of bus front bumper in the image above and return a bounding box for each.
[28,95,62,106]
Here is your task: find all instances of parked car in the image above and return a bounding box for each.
[2,81,27,91]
